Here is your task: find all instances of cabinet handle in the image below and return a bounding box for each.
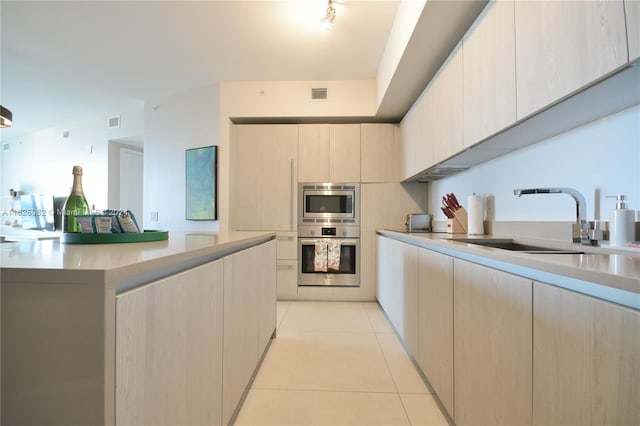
[277,235,295,240]
[277,264,294,270]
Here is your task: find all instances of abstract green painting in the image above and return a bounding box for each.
[185,145,217,220]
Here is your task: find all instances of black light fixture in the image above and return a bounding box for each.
[320,0,336,31]
[0,105,13,128]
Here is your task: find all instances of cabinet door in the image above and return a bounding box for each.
[360,123,397,183]
[413,90,435,174]
[454,259,532,426]
[417,248,454,417]
[376,235,398,324]
[329,124,361,182]
[430,42,464,165]
[533,282,640,425]
[515,0,628,119]
[627,0,640,62]
[298,124,330,182]
[234,124,298,231]
[222,248,259,425]
[234,125,264,230]
[463,0,516,147]
[257,241,277,353]
[399,97,421,180]
[116,260,224,426]
[398,242,418,355]
[375,236,417,354]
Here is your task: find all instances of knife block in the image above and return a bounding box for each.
[447,207,468,234]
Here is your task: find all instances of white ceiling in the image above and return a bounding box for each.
[1,0,400,138]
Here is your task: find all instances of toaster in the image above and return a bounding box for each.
[406,213,431,232]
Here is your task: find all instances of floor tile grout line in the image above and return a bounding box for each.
[397,393,416,426]
[247,387,408,395]
[372,320,403,396]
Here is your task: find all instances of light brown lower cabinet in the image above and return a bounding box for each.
[376,235,418,354]
[223,241,277,425]
[416,248,454,417]
[453,259,533,426]
[116,259,225,425]
[533,281,640,425]
[276,232,298,300]
[116,240,276,426]
[378,237,640,425]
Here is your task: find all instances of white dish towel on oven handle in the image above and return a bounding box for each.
[327,239,341,270]
[314,239,342,272]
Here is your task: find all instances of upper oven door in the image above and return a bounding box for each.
[299,183,360,225]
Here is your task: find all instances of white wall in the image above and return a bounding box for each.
[428,105,640,223]
[0,107,143,217]
[143,84,221,233]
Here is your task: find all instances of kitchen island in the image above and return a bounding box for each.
[1,231,276,425]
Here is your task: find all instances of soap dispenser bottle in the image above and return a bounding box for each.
[607,195,635,247]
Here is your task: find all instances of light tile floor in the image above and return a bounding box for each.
[234,301,450,426]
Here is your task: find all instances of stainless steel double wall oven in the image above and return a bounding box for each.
[298,183,360,287]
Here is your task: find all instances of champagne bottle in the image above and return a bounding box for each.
[62,165,90,233]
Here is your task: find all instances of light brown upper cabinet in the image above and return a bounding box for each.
[403,42,463,177]
[297,124,330,183]
[463,0,516,147]
[298,124,361,183]
[360,123,398,183]
[626,0,640,62]
[515,0,628,120]
[430,41,464,165]
[399,91,429,180]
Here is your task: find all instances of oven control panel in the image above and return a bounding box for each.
[298,225,360,238]
[321,227,337,236]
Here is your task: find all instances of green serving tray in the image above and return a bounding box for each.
[60,230,168,244]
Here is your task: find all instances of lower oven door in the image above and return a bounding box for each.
[298,238,360,287]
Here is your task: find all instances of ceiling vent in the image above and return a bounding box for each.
[107,115,121,129]
[311,87,328,101]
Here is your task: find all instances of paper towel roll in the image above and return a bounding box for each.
[467,194,484,235]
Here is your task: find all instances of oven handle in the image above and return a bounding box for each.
[299,239,358,246]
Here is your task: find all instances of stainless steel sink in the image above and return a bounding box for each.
[454,239,584,254]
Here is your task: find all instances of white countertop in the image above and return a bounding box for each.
[1,231,275,292]
[378,230,640,309]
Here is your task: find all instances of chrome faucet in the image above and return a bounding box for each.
[513,187,597,245]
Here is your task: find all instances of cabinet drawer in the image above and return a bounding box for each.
[276,232,297,259]
[277,259,298,300]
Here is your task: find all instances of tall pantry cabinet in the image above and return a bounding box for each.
[231,124,298,300]
[231,124,298,232]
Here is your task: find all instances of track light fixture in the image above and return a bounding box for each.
[0,105,12,128]
[320,0,336,31]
